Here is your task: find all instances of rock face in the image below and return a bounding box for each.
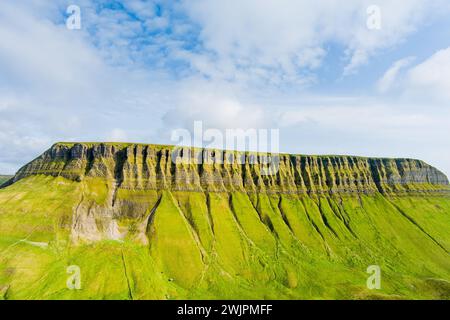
[10,142,450,194]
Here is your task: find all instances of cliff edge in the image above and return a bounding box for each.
[6,142,449,194]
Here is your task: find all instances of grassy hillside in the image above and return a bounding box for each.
[1,175,449,300]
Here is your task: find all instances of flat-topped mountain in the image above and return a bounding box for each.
[8,142,449,194]
[0,142,449,300]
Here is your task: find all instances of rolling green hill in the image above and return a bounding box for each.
[0,142,449,300]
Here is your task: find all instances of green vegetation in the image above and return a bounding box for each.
[0,142,449,300]
[0,175,449,300]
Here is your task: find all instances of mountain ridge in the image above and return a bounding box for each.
[7,142,449,195]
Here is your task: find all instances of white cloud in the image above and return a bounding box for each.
[162,81,270,131]
[377,56,415,93]
[0,2,103,93]
[343,49,370,76]
[0,1,173,173]
[406,47,450,101]
[183,0,449,79]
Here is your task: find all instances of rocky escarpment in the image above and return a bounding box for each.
[1,142,450,299]
[7,142,449,195]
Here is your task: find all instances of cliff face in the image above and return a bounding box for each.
[1,142,450,299]
[10,142,449,194]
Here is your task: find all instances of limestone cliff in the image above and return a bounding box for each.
[1,142,450,299]
[8,142,449,194]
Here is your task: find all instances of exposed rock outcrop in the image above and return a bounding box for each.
[8,142,449,195]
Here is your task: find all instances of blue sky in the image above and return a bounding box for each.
[1,0,450,175]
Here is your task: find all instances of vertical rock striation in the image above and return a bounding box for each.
[8,142,449,194]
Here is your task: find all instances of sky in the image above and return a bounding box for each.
[1,0,450,176]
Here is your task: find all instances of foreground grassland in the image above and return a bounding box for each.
[0,175,449,300]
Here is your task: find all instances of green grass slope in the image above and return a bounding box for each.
[0,175,449,300]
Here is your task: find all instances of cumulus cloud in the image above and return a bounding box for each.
[406,47,450,101]
[375,47,450,104]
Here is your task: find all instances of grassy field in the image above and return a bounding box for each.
[0,175,449,299]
